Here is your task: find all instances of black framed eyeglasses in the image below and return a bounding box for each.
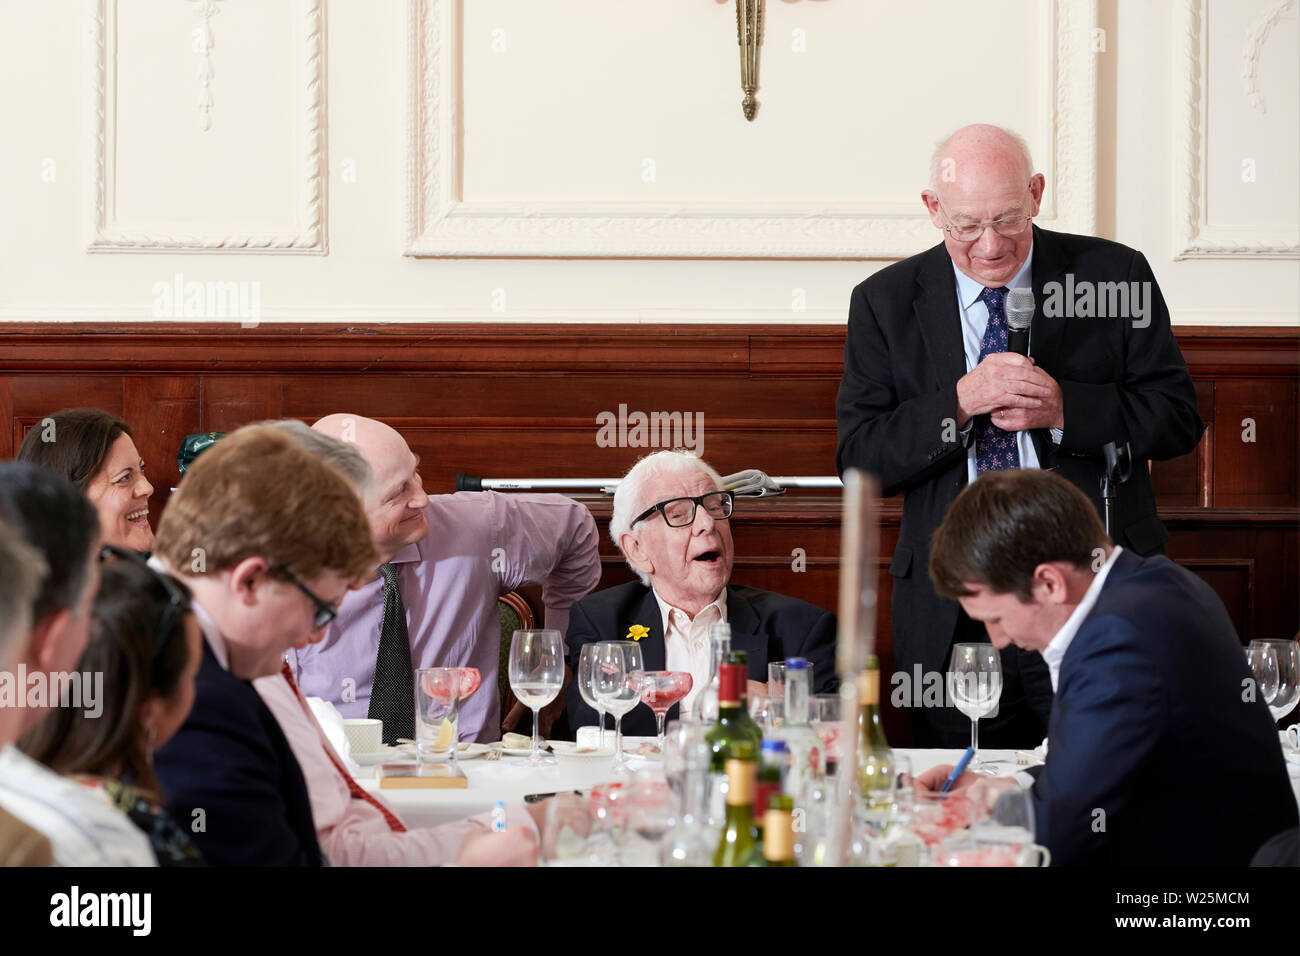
[273,565,338,630]
[99,544,192,660]
[632,490,734,529]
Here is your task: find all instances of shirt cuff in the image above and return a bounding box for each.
[1013,771,1037,789]
[1049,427,1063,445]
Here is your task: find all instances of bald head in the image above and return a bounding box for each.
[929,124,1034,193]
[921,124,1044,287]
[312,414,430,562]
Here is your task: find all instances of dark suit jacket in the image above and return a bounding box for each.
[835,227,1204,690]
[1030,549,1297,866]
[154,641,323,867]
[564,582,838,738]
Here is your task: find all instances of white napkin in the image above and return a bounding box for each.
[306,695,362,774]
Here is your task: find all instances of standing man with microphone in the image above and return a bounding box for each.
[835,123,1203,749]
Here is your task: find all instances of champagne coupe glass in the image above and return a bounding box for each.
[1251,639,1300,723]
[1246,644,1279,710]
[578,643,610,751]
[639,671,693,751]
[507,629,564,766]
[947,643,1004,774]
[593,640,644,771]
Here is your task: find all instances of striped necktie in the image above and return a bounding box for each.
[280,660,407,833]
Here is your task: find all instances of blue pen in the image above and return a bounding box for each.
[940,747,975,793]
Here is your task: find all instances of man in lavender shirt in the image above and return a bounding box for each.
[290,415,602,742]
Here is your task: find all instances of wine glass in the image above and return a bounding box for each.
[592,640,644,771]
[947,643,1004,774]
[577,643,610,751]
[507,629,564,766]
[639,671,693,751]
[1246,644,1279,709]
[1251,639,1300,723]
[414,667,461,763]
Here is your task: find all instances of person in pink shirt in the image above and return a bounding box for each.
[291,414,601,744]
[254,420,543,866]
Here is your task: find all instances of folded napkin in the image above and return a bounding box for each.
[306,695,361,773]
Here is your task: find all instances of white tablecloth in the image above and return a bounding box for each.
[355,741,1021,830]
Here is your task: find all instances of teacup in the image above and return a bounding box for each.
[343,718,383,755]
[973,824,1051,867]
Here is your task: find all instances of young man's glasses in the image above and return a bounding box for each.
[632,490,734,529]
[273,565,338,631]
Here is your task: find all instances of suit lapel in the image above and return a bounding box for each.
[1029,226,1071,385]
[725,587,766,679]
[914,244,970,391]
[1029,226,1073,463]
[628,588,667,671]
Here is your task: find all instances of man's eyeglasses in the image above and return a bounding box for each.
[273,565,338,631]
[936,194,1034,242]
[99,544,192,661]
[632,490,734,529]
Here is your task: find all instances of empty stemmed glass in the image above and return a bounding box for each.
[1246,644,1280,711]
[592,640,644,771]
[947,643,1004,774]
[1251,639,1300,724]
[639,671,693,751]
[507,629,565,766]
[577,643,610,751]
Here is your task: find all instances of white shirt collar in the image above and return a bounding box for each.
[1041,546,1123,691]
[652,587,728,638]
[146,556,230,671]
[952,243,1034,309]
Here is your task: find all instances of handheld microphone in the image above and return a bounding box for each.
[1005,288,1034,357]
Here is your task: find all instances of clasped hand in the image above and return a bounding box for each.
[956,353,1063,433]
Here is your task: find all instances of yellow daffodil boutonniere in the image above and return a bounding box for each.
[626,625,650,642]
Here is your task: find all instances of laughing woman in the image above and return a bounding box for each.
[17,408,156,553]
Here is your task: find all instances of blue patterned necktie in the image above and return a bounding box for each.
[974,285,1021,474]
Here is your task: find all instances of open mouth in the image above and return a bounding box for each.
[693,550,721,564]
[126,509,150,525]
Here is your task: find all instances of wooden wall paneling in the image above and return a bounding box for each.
[0,378,12,459]
[1150,381,1215,507]
[10,376,125,454]
[123,376,202,522]
[1211,380,1299,507]
[200,376,284,432]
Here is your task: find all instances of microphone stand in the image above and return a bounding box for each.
[1100,441,1133,538]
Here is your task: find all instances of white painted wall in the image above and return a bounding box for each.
[0,0,1294,326]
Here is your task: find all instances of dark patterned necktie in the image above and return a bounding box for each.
[975,285,1022,474]
[367,563,414,744]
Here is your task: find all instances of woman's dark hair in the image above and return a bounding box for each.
[930,469,1109,602]
[19,559,195,798]
[17,408,133,493]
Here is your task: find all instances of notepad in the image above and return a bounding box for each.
[376,763,469,789]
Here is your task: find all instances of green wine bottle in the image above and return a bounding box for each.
[760,795,797,867]
[856,654,895,813]
[706,661,760,773]
[714,757,759,866]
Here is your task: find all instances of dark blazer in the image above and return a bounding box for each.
[564,582,838,738]
[835,226,1204,696]
[154,641,323,867]
[1030,549,1297,866]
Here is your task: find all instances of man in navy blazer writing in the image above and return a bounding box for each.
[917,469,1296,866]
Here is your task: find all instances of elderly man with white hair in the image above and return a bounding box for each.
[835,123,1202,749]
[565,451,837,738]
